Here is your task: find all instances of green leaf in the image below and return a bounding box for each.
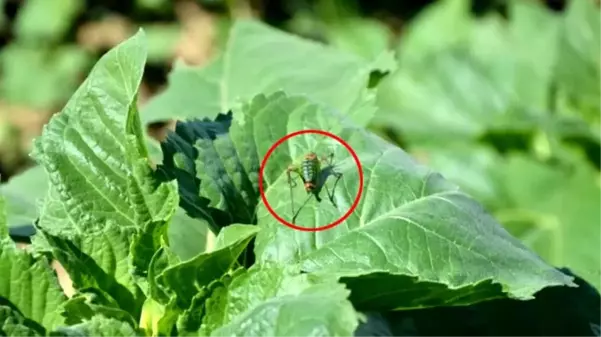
[0,232,67,331]
[50,315,140,336]
[130,219,170,295]
[383,267,600,336]
[0,194,7,238]
[155,112,242,231]
[142,20,379,125]
[14,0,82,43]
[27,29,181,320]
[156,92,377,231]
[239,93,574,308]
[156,224,259,309]
[168,210,209,260]
[411,144,507,210]
[60,292,137,327]
[31,28,178,236]
[0,166,47,227]
[397,0,472,60]
[139,297,180,336]
[40,224,143,316]
[419,146,601,291]
[0,159,205,261]
[214,224,259,249]
[199,264,361,336]
[0,44,91,109]
[0,306,45,336]
[555,0,601,124]
[158,91,574,308]
[375,1,565,143]
[324,18,393,62]
[499,154,601,290]
[142,24,181,63]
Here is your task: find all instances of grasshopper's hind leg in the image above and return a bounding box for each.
[324,171,343,208]
[292,194,313,224]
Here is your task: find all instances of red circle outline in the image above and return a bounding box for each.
[258,129,364,232]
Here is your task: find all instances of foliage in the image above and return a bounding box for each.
[0,1,599,336]
[374,0,601,291]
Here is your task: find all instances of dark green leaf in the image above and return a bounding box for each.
[50,315,140,337]
[142,20,379,125]
[0,306,45,336]
[156,224,259,309]
[199,264,361,336]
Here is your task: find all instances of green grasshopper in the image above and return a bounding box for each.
[286,152,343,224]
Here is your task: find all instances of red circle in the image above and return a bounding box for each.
[258,129,364,232]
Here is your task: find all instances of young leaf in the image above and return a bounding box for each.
[28,29,180,319]
[31,28,178,238]
[41,224,143,316]
[155,112,241,231]
[155,224,259,309]
[0,198,67,332]
[199,264,361,336]
[142,20,379,125]
[60,292,137,327]
[50,315,140,336]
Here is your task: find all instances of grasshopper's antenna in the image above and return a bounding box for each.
[287,166,297,221]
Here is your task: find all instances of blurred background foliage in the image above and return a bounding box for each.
[0,0,599,290]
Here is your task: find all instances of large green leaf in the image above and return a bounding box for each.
[0,163,208,261]
[161,91,574,310]
[142,20,379,125]
[500,155,601,290]
[420,145,601,290]
[375,0,597,143]
[0,196,67,332]
[27,30,180,317]
[199,264,360,336]
[251,94,574,307]
[409,144,507,211]
[32,29,178,238]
